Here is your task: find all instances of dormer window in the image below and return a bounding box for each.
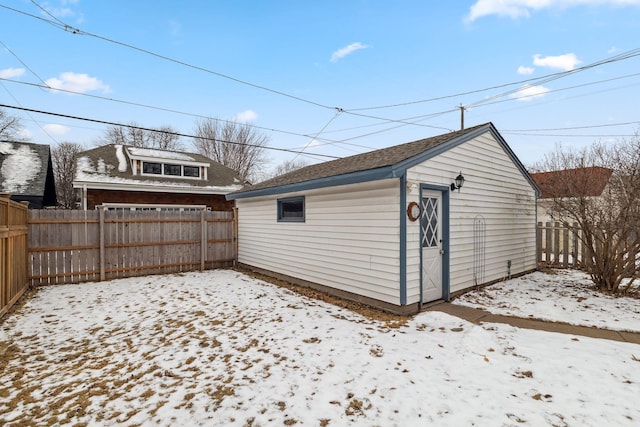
[127,147,208,180]
[164,164,181,176]
[183,166,200,178]
[140,161,202,179]
[143,162,162,174]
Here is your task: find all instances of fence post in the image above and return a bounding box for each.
[572,223,579,267]
[553,222,560,264]
[99,206,105,281]
[562,226,569,268]
[200,210,206,271]
[545,222,552,263]
[536,221,542,264]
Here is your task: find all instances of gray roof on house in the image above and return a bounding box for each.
[0,141,57,207]
[74,144,243,191]
[228,122,538,200]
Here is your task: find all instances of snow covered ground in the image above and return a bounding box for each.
[454,268,640,333]
[1,269,639,426]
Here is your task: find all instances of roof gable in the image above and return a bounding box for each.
[228,123,538,199]
[530,166,613,199]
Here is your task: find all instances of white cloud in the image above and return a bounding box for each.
[43,124,70,136]
[45,72,110,94]
[233,110,258,123]
[511,84,551,101]
[533,53,581,71]
[608,46,620,54]
[517,65,535,75]
[466,0,640,22]
[330,42,369,63]
[0,68,25,79]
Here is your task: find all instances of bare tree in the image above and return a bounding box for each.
[100,122,183,150]
[537,136,640,295]
[51,141,83,209]
[0,108,27,141]
[192,119,269,183]
[267,158,309,180]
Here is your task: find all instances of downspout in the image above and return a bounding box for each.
[535,191,539,271]
[83,184,87,211]
[399,173,407,308]
[418,185,423,311]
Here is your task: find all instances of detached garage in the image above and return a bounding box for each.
[227,123,540,314]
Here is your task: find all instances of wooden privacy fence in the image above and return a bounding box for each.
[1,194,29,318]
[537,221,587,268]
[28,208,236,286]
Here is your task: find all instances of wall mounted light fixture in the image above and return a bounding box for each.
[450,172,465,192]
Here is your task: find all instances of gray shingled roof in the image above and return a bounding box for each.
[75,144,241,188]
[233,123,489,195]
[0,141,57,207]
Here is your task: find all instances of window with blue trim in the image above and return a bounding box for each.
[277,196,305,222]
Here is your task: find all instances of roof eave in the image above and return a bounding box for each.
[226,166,397,200]
[73,180,237,195]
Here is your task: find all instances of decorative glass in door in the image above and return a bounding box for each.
[421,197,439,247]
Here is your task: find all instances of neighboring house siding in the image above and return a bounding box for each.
[406,132,537,303]
[85,189,234,210]
[236,179,402,304]
[537,200,554,225]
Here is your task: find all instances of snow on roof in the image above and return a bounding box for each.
[0,142,42,194]
[115,145,127,172]
[126,147,196,161]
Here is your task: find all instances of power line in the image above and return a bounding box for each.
[503,120,640,132]
[503,132,634,138]
[0,77,380,152]
[0,103,341,160]
[0,40,60,144]
[0,2,338,112]
[467,48,640,109]
[336,63,640,137]
[0,40,49,89]
[0,78,312,138]
[290,109,345,161]
[343,48,640,112]
[0,75,453,149]
[0,81,59,145]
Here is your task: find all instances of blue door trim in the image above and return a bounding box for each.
[419,184,450,304]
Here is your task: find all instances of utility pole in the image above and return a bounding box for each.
[459,104,465,130]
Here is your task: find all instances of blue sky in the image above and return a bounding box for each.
[1,0,640,173]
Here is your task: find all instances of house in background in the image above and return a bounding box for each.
[227,122,540,314]
[530,166,613,225]
[0,141,57,209]
[73,145,243,210]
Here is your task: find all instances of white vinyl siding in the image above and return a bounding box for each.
[406,132,537,304]
[236,179,401,305]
